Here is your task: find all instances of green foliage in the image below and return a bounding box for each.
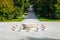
[55,0,60,19]
[0,0,30,21]
[0,0,60,22]
[31,0,60,19]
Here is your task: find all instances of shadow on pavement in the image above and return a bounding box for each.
[27,37,60,40]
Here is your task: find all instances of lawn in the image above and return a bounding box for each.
[38,17,60,22]
[0,17,24,22]
[5,18,24,22]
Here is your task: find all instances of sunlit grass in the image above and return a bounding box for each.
[0,17,24,22]
[5,18,24,22]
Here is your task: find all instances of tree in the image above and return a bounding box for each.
[55,0,60,19]
[0,0,15,21]
[0,0,30,21]
[31,0,59,19]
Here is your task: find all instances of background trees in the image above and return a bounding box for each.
[31,0,60,19]
[0,0,15,21]
[0,0,60,21]
[55,0,60,19]
[0,0,30,21]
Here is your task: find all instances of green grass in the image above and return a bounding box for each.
[0,17,24,22]
[5,18,24,22]
[38,17,60,22]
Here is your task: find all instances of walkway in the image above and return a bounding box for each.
[21,11,40,24]
[21,5,39,24]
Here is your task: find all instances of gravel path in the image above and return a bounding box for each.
[0,22,60,40]
[21,5,40,24]
[21,11,40,24]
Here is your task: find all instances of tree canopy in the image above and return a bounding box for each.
[0,0,30,21]
[31,0,60,19]
[0,0,60,21]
